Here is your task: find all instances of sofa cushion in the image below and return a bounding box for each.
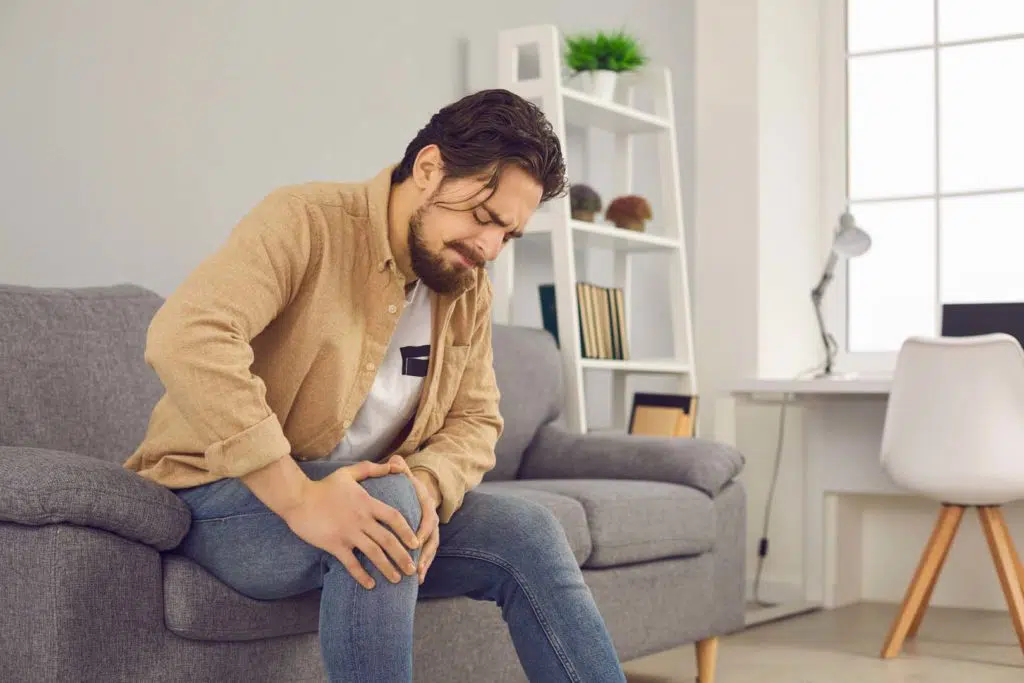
[163,484,594,642]
[476,481,592,565]
[163,553,321,641]
[0,284,165,463]
[506,480,715,568]
[487,325,564,481]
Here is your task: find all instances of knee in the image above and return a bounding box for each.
[360,473,422,532]
[496,496,572,561]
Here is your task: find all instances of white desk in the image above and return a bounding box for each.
[726,374,898,625]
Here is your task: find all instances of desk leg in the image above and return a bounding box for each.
[824,493,864,608]
[803,407,827,606]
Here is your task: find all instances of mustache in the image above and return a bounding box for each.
[447,242,485,268]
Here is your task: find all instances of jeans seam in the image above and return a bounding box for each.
[435,547,581,683]
[189,511,277,523]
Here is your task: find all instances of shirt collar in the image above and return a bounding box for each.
[365,164,402,276]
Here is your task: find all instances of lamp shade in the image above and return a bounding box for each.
[833,211,871,258]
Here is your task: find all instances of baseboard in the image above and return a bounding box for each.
[744,577,804,606]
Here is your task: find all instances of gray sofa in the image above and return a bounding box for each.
[0,283,746,683]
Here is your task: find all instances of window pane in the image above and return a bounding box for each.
[849,51,935,199]
[940,192,1024,303]
[939,0,1024,42]
[940,40,1024,193]
[848,199,937,352]
[848,0,934,53]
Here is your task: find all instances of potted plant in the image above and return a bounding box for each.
[564,29,647,100]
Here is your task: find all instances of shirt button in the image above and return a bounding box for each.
[365,362,375,372]
[342,419,352,429]
[387,304,398,314]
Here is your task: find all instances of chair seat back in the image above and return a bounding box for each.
[881,333,1024,505]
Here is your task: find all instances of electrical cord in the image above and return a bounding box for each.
[752,393,789,607]
[751,364,825,608]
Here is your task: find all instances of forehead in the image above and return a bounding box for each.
[456,166,543,214]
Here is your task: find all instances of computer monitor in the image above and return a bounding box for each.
[941,302,1024,349]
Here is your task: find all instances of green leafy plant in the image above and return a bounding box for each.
[565,30,647,73]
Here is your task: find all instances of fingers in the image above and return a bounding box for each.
[333,545,376,590]
[353,532,404,585]
[364,521,417,578]
[369,498,420,549]
[346,461,397,481]
[417,504,439,546]
[418,528,440,585]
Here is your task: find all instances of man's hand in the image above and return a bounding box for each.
[280,460,420,590]
[388,455,441,584]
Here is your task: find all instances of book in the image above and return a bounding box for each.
[537,283,630,360]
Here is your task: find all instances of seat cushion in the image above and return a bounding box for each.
[475,481,592,566]
[163,553,321,641]
[163,484,594,642]
[508,480,715,568]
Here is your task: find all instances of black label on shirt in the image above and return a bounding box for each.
[400,344,430,377]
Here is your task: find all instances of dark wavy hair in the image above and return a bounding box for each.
[392,89,568,205]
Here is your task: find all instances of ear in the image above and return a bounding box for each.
[411,145,443,193]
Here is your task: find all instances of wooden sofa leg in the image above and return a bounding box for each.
[695,637,718,683]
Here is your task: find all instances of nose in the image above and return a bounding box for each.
[475,227,505,263]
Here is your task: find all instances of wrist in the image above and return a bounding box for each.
[412,469,442,509]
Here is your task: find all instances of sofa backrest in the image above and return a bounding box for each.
[0,284,165,463]
[0,283,564,475]
[487,324,564,480]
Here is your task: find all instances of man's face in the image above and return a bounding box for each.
[408,165,543,295]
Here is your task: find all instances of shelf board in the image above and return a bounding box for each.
[524,218,680,252]
[561,87,670,134]
[580,358,691,374]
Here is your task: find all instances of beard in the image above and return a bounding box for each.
[408,204,482,295]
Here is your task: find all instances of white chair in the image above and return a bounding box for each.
[879,333,1024,659]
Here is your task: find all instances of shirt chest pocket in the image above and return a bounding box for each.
[432,344,471,417]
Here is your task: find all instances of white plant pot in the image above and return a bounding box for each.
[576,70,618,100]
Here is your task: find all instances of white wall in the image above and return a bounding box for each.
[1,0,694,433]
[696,0,1024,613]
[1,0,694,303]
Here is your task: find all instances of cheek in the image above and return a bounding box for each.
[434,213,480,247]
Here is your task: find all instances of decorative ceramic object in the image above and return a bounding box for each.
[570,184,602,222]
[605,195,653,231]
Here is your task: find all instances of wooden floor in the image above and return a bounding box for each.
[623,602,1024,682]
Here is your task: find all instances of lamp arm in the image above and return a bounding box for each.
[810,251,840,374]
[811,251,838,303]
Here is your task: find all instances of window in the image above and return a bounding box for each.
[838,0,1024,354]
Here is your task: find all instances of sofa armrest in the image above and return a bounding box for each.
[518,422,745,497]
[0,446,190,550]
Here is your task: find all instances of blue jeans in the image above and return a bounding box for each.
[173,461,626,683]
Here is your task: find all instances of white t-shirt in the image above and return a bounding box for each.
[329,279,432,463]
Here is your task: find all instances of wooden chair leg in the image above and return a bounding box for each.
[993,509,1024,591]
[695,637,718,683]
[881,504,965,658]
[978,506,1024,653]
[907,505,965,638]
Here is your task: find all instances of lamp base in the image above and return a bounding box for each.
[810,367,861,380]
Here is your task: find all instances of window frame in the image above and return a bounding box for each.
[820,0,1024,374]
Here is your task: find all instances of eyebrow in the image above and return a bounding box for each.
[481,204,523,236]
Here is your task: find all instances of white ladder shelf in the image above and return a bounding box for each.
[492,24,697,435]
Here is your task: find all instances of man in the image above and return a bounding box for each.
[124,89,626,682]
